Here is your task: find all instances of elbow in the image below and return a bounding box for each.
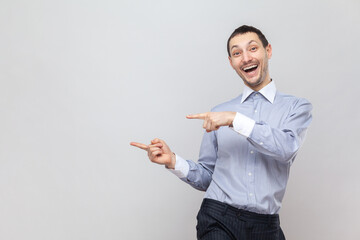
[183,169,212,191]
[183,178,210,191]
[277,148,299,164]
[275,137,300,163]
[192,184,208,192]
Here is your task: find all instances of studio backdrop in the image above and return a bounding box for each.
[0,0,359,239]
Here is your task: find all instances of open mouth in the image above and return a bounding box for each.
[242,64,258,74]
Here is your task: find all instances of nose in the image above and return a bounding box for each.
[242,51,252,63]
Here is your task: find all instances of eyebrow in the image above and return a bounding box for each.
[230,40,260,51]
[248,40,259,45]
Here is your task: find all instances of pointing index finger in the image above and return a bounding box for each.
[186,113,208,120]
[130,142,149,150]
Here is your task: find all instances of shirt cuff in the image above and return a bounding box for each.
[230,112,255,137]
[166,154,189,179]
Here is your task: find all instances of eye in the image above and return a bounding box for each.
[232,51,241,57]
[250,46,257,51]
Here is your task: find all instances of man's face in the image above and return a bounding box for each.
[228,32,272,91]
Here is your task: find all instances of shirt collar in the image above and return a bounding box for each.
[240,80,277,104]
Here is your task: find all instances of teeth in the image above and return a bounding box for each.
[243,65,258,71]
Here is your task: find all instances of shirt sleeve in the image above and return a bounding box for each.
[232,98,313,164]
[231,112,256,137]
[167,130,217,191]
[166,154,189,179]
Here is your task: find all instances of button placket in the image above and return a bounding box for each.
[247,147,256,203]
[246,93,257,205]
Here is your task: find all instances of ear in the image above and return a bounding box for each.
[266,44,272,59]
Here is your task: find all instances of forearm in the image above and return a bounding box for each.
[167,131,217,191]
[247,123,304,162]
[167,155,212,191]
[231,100,312,163]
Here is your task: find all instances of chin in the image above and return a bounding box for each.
[246,78,262,87]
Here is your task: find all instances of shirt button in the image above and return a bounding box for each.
[249,193,253,197]
[248,172,252,176]
[250,151,254,154]
[260,142,263,145]
[254,110,257,113]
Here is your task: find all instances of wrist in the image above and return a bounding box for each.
[228,112,236,125]
[166,152,176,170]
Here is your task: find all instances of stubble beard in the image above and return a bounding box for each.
[240,59,269,89]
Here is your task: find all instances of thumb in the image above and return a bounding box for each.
[155,139,172,153]
[151,138,161,144]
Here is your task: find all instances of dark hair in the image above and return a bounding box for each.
[227,25,269,57]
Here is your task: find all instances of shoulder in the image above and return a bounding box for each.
[276,91,313,112]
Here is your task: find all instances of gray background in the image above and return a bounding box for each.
[0,0,359,239]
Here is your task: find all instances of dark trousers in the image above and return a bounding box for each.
[196,198,286,240]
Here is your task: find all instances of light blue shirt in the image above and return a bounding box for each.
[172,81,312,214]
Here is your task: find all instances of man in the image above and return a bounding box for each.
[130,25,312,240]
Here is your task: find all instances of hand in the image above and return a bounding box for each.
[130,138,176,169]
[187,111,236,132]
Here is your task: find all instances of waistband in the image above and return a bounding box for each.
[201,198,280,225]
